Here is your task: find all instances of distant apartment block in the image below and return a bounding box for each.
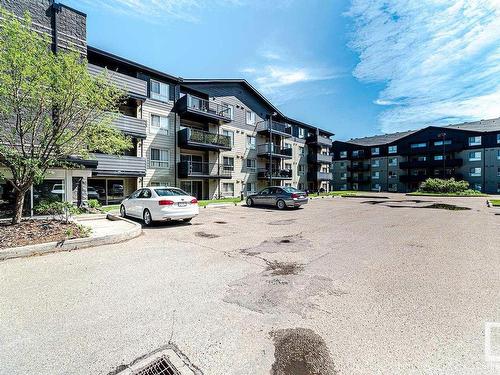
[332,118,500,194]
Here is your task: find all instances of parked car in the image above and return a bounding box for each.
[246,186,308,209]
[120,186,199,225]
[87,186,100,200]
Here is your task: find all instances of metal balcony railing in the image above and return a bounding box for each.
[178,128,232,150]
[177,161,231,179]
[256,143,293,158]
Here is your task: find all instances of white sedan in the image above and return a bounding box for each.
[120,186,199,225]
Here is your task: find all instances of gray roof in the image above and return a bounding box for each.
[443,117,500,132]
[345,129,418,147]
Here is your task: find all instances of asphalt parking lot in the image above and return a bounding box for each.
[1,194,500,374]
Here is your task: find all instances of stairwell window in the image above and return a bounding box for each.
[468,136,481,146]
[497,134,500,144]
[469,167,481,177]
[222,183,234,196]
[469,151,481,161]
[299,146,305,156]
[223,103,234,120]
[388,145,397,154]
[150,114,170,134]
[246,182,255,194]
[150,148,169,168]
[246,110,256,125]
[497,150,500,160]
[298,127,305,139]
[246,135,256,149]
[298,164,305,176]
[246,158,256,171]
[222,130,234,146]
[223,157,234,172]
[150,79,169,102]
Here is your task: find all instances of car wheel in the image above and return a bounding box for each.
[246,197,254,207]
[182,218,192,223]
[276,199,286,210]
[120,205,126,218]
[143,209,153,226]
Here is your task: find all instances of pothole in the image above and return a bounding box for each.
[270,328,337,375]
[240,235,312,255]
[425,203,470,211]
[195,231,220,239]
[268,219,297,226]
[214,221,228,224]
[266,261,304,276]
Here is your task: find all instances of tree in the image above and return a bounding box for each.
[0,9,131,224]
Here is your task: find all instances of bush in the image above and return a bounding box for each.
[87,199,101,209]
[418,178,471,194]
[34,200,81,223]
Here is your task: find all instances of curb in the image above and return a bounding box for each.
[0,214,142,262]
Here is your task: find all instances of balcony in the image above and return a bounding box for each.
[91,153,146,177]
[308,171,333,181]
[347,163,370,172]
[256,121,292,137]
[306,134,333,147]
[178,128,232,151]
[399,158,463,169]
[308,153,333,164]
[177,161,231,179]
[257,144,293,159]
[176,94,232,123]
[351,151,367,159]
[399,143,464,155]
[257,168,293,180]
[110,113,147,139]
[88,64,148,99]
[347,175,371,183]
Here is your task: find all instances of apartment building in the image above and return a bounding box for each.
[332,118,500,194]
[0,1,334,214]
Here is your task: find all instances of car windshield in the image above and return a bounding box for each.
[154,188,189,196]
[282,187,300,193]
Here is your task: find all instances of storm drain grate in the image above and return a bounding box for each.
[133,356,180,375]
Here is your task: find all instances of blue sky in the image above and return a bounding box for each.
[65,0,500,140]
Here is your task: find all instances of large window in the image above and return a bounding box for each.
[222,129,234,146]
[299,146,305,155]
[223,156,234,171]
[410,142,426,149]
[469,151,481,161]
[372,171,380,179]
[434,140,451,146]
[497,134,500,144]
[372,159,380,167]
[434,155,444,161]
[371,147,380,155]
[150,114,170,134]
[339,151,347,158]
[150,148,169,168]
[246,182,255,194]
[469,167,481,177]
[222,103,234,120]
[298,127,305,139]
[497,150,500,160]
[468,136,481,146]
[246,158,256,171]
[388,145,397,154]
[245,110,256,125]
[246,135,256,149]
[388,158,398,166]
[222,183,234,196]
[150,79,169,102]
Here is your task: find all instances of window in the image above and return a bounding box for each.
[388,145,397,153]
[245,110,256,125]
[352,150,363,158]
[284,183,292,187]
[285,163,292,171]
[150,79,169,102]
[298,183,304,190]
[246,182,255,194]
[469,151,481,161]
[388,171,397,179]
[222,183,234,195]
[284,142,292,149]
[474,183,482,192]
[246,158,256,171]
[416,156,427,161]
[340,162,346,168]
[150,148,169,168]
[298,127,305,139]
[389,183,398,192]
[371,147,379,155]
[497,167,500,177]
[340,172,347,180]
[497,134,500,144]
[497,150,500,160]
[222,130,234,146]
[340,151,347,158]
[388,158,398,167]
[468,136,481,146]
[223,157,234,171]
[434,155,444,161]
[299,146,305,155]
[372,159,380,168]
[246,135,256,149]
[469,167,481,177]
[298,164,305,176]
[223,103,234,120]
[434,140,451,146]
[372,183,381,191]
[372,171,380,179]
[150,114,170,134]
[411,142,426,149]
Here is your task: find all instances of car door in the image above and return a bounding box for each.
[253,188,270,205]
[136,188,152,217]
[126,189,142,217]
[268,187,282,205]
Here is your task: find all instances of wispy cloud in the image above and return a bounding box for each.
[347,0,500,133]
[81,0,243,23]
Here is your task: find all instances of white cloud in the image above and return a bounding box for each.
[347,0,500,133]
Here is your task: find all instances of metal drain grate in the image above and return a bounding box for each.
[133,356,180,375]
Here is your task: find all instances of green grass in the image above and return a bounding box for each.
[489,199,500,206]
[407,191,488,197]
[100,204,120,212]
[198,197,243,207]
[307,190,358,198]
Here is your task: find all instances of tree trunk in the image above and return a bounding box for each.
[12,188,27,225]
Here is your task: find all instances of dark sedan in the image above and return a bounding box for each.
[246,186,308,209]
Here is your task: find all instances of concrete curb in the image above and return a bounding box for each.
[0,214,142,262]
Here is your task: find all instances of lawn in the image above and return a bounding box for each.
[489,200,500,206]
[100,204,120,213]
[198,197,243,207]
[407,191,488,197]
[307,191,357,198]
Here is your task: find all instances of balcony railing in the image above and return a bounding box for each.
[256,121,292,137]
[88,64,148,98]
[347,175,371,183]
[257,168,293,180]
[399,158,463,169]
[177,94,232,122]
[256,143,293,158]
[109,113,147,139]
[308,153,333,164]
[351,151,366,159]
[399,143,464,155]
[308,171,333,181]
[306,134,333,147]
[91,153,146,177]
[177,161,231,179]
[178,128,232,151]
[347,163,370,172]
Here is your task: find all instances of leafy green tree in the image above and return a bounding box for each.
[0,9,131,224]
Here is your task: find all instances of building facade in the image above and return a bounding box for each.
[332,118,500,194]
[0,1,333,217]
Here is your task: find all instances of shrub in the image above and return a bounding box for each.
[418,178,471,194]
[87,199,101,209]
[34,200,81,223]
